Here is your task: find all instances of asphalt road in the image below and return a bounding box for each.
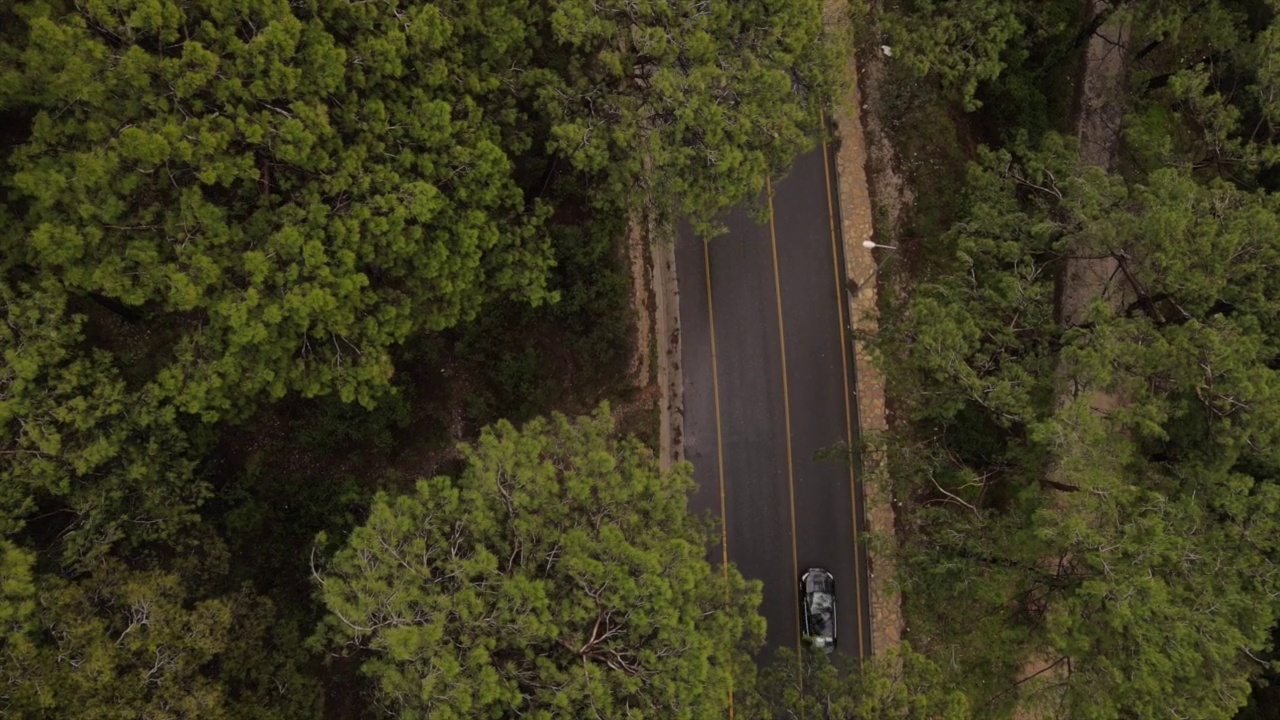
[679,143,872,661]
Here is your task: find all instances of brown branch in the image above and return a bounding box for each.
[983,654,1070,708]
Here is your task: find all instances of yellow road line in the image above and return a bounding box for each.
[821,118,868,659]
[703,241,731,579]
[767,180,803,667]
[703,239,735,718]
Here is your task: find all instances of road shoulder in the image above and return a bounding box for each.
[827,0,903,656]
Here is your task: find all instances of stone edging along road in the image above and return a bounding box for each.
[828,19,903,657]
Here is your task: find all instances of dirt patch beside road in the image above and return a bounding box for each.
[626,209,654,392]
[627,192,683,470]
[652,227,683,471]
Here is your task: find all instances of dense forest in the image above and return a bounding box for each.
[7,0,1280,718]
[0,0,849,716]
[871,0,1280,717]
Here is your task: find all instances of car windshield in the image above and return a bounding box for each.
[808,592,834,635]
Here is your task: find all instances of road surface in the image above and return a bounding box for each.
[679,143,872,660]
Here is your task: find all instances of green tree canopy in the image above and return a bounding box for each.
[0,561,320,719]
[0,540,36,647]
[1,0,555,418]
[878,0,1024,110]
[0,1,838,714]
[741,644,972,720]
[315,406,763,719]
[0,0,840,422]
[0,0,841,562]
[0,279,208,565]
[535,0,841,233]
[876,135,1280,718]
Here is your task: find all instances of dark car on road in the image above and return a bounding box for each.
[801,567,836,653]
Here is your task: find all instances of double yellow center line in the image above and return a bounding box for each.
[703,130,870,716]
[766,181,805,669]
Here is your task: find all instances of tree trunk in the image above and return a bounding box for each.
[1070,0,1125,52]
[1134,0,1211,62]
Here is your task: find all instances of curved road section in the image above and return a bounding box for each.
[678,144,872,660]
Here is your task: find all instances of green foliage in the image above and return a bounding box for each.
[0,540,36,645]
[534,0,843,235]
[0,280,207,566]
[1,0,554,418]
[0,562,320,719]
[870,3,1280,718]
[1,0,837,426]
[741,644,972,720]
[1044,467,1280,719]
[450,208,632,426]
[972,0,1082,145]
[0,0,841,714]
[1123,0,1280,178]
[880,0,1024,110]
[0,0,832,563]
[876,132,1280,717]
[316,407,763,719]
[875,139,1075,429]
